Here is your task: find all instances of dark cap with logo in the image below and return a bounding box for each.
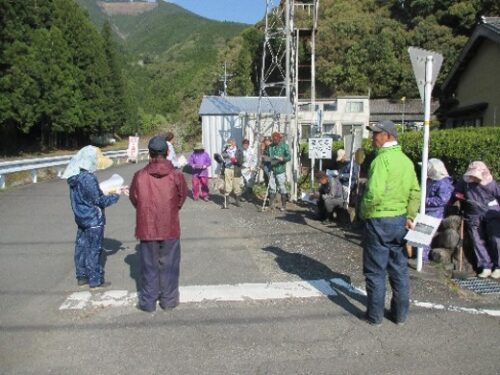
[148,135,168,154]
[366,120,398,138]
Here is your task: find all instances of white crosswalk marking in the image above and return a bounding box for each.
[59,278,500,317]
[59,278,364,310]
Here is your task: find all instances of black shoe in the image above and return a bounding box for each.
[77,278,89,287]
[90,281,112,290]
[137,304,156,313]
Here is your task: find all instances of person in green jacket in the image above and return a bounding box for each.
[361,120,420,326]
[264,132,291,211]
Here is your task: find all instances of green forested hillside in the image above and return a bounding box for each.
[77,0,247,141]
[224,0,500,100]
[0,0,134,154]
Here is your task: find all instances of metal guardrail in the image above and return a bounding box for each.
[0,149,149,189]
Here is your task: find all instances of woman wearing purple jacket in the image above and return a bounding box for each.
[453,161,500,278]
[423,159,454,262]
[188,143,212,201]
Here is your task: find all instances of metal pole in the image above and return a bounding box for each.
[292,27,300,201]
[346,126,356,208]
[285,0,291,101]
[417,55,433,272]
[310,1,317,192]
[401,97,405,133]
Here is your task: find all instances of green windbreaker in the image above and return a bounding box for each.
[265,141,291,175]
[360,145,420,220]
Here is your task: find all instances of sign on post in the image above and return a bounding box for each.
[408,46,444,273]
[127,136,140,163]
[308,138,332,159]
[408,47,443,101]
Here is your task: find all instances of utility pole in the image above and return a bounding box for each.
[219,61,232,96]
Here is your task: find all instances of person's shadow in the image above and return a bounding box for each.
[102,238,125,269]
[124,244,141,292]
[262,246,367,319]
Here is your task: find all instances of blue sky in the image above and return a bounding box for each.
[165,0,268,25]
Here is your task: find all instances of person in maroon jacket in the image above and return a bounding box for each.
[129,135,188,312]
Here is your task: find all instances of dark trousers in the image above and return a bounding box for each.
[467,218,500,269]
[363,215,409,324]
[74,226,104,287]
[139,239,181,310]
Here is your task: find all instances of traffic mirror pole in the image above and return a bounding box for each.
[417,55,434,272]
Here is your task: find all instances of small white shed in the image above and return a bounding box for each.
[198,96,294,177]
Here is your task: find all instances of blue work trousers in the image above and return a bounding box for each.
[363,215,409,324]
[74,226,105,287]
[139,239,181,310]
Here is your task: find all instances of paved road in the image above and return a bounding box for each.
[0,161,499,374]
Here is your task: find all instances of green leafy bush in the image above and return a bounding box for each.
[300,127,500,180]
[399,127,500,180]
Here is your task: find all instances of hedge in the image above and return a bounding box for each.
[300,127,500,180]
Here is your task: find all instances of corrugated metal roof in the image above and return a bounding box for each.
[199,96,293,115]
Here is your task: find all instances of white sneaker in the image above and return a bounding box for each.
[477,269,492,278]
[490,269,500,279]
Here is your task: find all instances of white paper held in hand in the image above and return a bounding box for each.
[404,213,442,248]
[99,174,124,195]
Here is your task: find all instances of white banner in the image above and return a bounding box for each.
[127,136,139,162]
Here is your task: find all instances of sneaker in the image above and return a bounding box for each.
[202,197,209,202]
[77,278,89,287]
[90,281,112,290]
[491,269,500,279]
[477,269,492,278]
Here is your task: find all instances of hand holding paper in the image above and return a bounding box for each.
[99,174,125,195]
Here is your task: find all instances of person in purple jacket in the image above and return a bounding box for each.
[188,142,212,201]
[453,161,500,278]
[424,158,454,262]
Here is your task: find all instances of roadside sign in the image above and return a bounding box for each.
[308,138,331,159]
[127,136,139,163]
[408,47,443,101]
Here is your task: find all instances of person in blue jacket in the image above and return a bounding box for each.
[453,161,500,278]
[62,146,125,289]
[424,158,454,262]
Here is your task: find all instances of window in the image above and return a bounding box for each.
[342,124,363,136]
[299,103,320,112]
[346,101,364,113]
[301,124,311,139]
[323,102,337,111]
[299,104,311,112]
[323,123,336,134]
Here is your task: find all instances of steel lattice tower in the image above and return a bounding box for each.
[257,0,319,201]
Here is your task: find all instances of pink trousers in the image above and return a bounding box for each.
[192,175,209,200]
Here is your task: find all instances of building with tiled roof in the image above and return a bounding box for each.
[369,98,439,128]
[439,16,500,127]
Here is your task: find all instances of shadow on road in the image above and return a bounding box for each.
[275,208,363,247]
[102,238,126,269]
[124,244,141,292]
[262,245,366,320]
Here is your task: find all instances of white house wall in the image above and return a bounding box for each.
[298,98,370,138]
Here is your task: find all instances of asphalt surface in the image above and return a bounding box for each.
[0,160,499,374]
